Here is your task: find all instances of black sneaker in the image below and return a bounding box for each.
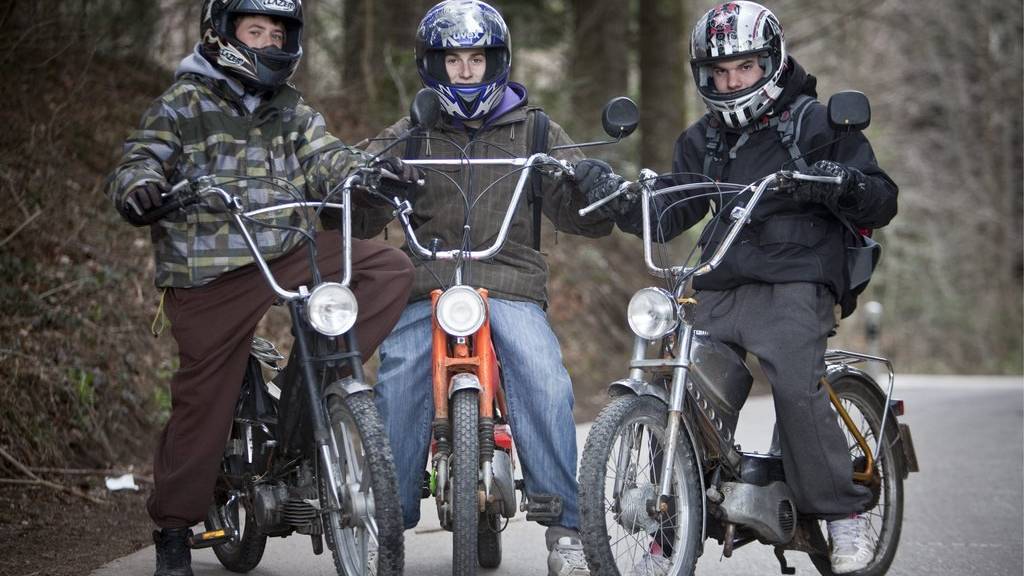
[153,527,193,576]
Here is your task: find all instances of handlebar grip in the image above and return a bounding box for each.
[135,189,202,225]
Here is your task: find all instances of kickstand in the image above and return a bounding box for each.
[773,547,796,575]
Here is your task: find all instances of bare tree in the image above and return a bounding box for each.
[638,0,688,172]
[570,0,630,142]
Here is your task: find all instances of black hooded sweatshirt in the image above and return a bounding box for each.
[618,57,898,316]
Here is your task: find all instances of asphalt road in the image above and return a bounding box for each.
[91,374,1023,576]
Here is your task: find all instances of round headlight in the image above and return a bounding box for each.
[436,286,487,337]
[306,283,358,336]
[627,287,679,340]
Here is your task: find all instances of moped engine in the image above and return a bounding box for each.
[714,479,797,545]
[252,477,320,535]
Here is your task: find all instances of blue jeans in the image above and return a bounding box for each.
[374,298,580,531]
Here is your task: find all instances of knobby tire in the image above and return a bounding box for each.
[808,375,906,576]
[579,394,703,576]
[451,389,480,576]
[323,390,404,576]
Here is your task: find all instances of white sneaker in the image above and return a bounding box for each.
[628,544,670,576]
[828,515,875,574]
[548,536,590,576]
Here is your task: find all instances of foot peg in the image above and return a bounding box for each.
[523,493,562,523]
[188,528,234,549]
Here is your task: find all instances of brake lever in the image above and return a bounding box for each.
[577,179,636,217]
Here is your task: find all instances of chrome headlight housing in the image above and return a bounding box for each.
[627,287,679,340]
[306,282,358,336]
[436,286,487,337]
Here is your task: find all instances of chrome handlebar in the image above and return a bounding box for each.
[393,153,570,262]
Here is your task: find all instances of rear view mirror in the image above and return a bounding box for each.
[410,88,441,131]
[828,91,871,131]
[601,97,639,139]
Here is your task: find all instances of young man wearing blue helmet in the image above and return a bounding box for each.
[364,1,619,574]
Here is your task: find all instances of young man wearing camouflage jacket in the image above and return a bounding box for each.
[362,2,618,575]
[106,2,415,575]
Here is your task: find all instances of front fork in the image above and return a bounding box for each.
[287,302,364,514]
[429,290,499,509]
[655,323,696,513]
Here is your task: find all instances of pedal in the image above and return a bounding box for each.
[188,528,234,549]
[523,493,562,523]
[421,470,433,499]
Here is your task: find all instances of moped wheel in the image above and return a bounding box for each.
[808,375,906,576]
[579,395,703,576]
[205,489,267,572]
[477,513,502,568]
[322,390,404,576]
[207,356,269,572]
[451,388,480,576]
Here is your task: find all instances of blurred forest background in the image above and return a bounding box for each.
[0,0,1021,476]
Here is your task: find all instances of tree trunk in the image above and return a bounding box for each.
[638,0,687,172]
[570,0,630,143]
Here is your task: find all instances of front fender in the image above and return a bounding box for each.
[449,372,482,397]
[608,378,669,404]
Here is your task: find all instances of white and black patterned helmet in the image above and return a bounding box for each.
[689,1,787,128]
[200,0,303,92]
[415,0,511,121]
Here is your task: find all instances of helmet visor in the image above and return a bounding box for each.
[692,49,774,98]
[423,47,509,86]
[229,11,302,55]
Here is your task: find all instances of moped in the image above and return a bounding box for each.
[374,90,639,575]
[575,92,919,576]
[145,165,408,576]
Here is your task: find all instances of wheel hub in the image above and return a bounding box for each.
[616,483,660,534]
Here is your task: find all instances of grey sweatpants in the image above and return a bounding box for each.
[694,282,872,519]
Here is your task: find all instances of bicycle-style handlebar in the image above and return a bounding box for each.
[390,153,571,262]
[154,172,369,300]
[576,169,843,280]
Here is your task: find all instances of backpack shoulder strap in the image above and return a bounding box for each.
[702,116,725,181]
[776,94,816,171]
[529,108,550,251]
[403,124,424,160]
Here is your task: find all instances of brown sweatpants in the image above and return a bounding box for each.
[148,234,413,528]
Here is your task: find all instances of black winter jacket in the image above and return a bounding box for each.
[618,58,897,316]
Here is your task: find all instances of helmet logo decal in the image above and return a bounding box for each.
[219,45,248,69]
[708,3,741,56]
[423,2,501,48]
[262,0,296,11]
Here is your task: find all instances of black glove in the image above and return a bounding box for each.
[121,181,168,226]
[791,160,862,210]
[575,158,632,219]
[373,156,424,203]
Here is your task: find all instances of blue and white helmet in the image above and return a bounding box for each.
[415,0,511,121]
[690,1,787,128]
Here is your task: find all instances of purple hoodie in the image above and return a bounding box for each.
[451,82,529,131]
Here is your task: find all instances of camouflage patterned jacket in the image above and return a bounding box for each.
[107,59,367,289]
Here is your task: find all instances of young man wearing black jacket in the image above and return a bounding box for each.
[586,2,898,574]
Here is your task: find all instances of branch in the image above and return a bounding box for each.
[0,446,106,505]
[0,208,41,249]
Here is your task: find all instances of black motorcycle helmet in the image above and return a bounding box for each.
[200,0,304,92]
